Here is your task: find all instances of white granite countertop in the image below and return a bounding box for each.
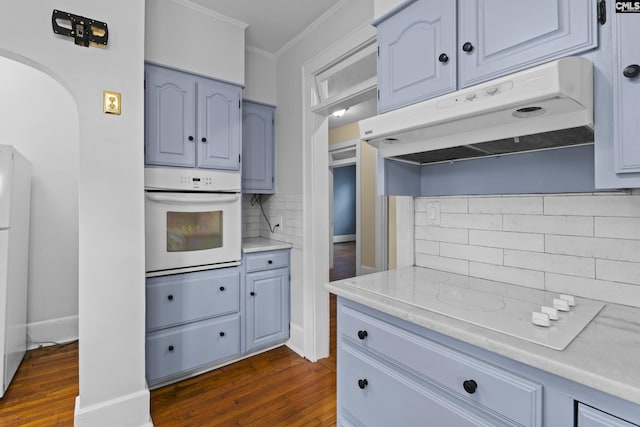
[242,237,292,253]
[326,266,640,406]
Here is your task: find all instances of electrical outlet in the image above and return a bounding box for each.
[426,202,440,225]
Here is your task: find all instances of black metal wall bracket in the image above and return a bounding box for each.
[51,10,108,48]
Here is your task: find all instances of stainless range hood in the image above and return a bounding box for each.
[359,57,594,164]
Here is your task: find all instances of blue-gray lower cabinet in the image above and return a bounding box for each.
[244,250,290,353]
[242,101,275,194]
[578,404,638,427]
[337,297,640,427]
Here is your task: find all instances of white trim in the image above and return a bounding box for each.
[302,24,376,361]
[375,195,388,272]
[275,0,351,58]
[334,234,356,243]
[329,137,361,152]
[168,0,249,29]
[74,389,151,427]
[245,45,277,61]
[27,315,78,349]
[286,324,305,358]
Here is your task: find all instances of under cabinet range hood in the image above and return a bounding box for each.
[360,57,594,164]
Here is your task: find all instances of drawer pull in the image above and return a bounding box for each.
[219,332,225,337]
[168,345,175,352]
[167,295,174,301]
[463,379,478,394]
[250,291,256,296]
[268,260,273,264]
[357,330,368,340]
[358,379,368,390]
[219,286,225,291]
[623,64,640,79]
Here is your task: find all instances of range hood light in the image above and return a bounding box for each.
[383,138,399,144]
[513,106,546,119]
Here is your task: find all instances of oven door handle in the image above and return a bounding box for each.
[145,193,239,204]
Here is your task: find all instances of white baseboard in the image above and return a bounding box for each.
[75,388,151,427]
[360,265,376,275]
[333,234,356,243]
[286,323,305,358]
[27,315,78,349]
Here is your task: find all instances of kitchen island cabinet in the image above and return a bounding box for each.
[327,267,640,427]
[145,63,242,171]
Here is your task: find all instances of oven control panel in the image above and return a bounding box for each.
[144,167,241,192]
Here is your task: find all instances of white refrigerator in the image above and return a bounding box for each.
[0,145,31,398]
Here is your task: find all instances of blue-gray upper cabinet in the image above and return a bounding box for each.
[145,64,242,171]
[376,0,599,113]
[242,101,275,193]
[244,250,290,353]
[458,0,599,88]
[376,0,457,114]
[612,12,640,176]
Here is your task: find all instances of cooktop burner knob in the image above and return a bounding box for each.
[553,298,570,312]
[560,294,576,306]
[532,312,551,327]
[541,306,559,320]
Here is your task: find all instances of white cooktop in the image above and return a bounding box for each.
[342,267,605,350]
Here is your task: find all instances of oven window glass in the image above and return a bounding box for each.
[166,211,223,252]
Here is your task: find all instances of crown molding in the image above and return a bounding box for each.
[169,0,249,29]
[245,45,277,61]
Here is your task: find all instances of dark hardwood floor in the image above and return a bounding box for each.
[0,242,357,426]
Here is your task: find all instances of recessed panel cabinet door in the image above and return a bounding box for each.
[614,12,640,175]
[145,65,196,167]
[377,0,457,113]
[577,404,637,427]
[242,101,275,193]
[458,0,598,87]
[197,79,242,171]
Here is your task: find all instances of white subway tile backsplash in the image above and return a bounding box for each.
[469,230,544,252]
[595,217,640,240]
[440,243,502,265]
[415,198,468,213]
[544,194,640,217]
[504,250,595,278]
[469,262,545,289]
[415,225,468,244]
[546,235,640,262]
[415,239,439,255]
[415,253,469,275]
[469,196,543,214]
[503,214,593,236]
[440,213,502,230]
[596,259,640,285]
[545,273,640,307]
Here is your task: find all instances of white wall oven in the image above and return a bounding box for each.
[144,168,241,276]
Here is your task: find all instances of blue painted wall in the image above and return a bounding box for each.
[333,165,356,236]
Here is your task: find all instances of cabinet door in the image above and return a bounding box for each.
[197,78,242,171]
[458,0,598,88]
[242,101,275,193]
[377,0,457,113]
[578,404,637,427]
[145,65,196,167]
[613,12,640,175]
[245,267,290,352]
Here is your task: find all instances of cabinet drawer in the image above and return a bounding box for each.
[146,314,240,383]
[244,250,289,273]
[578,404,638,427]
[146,268,240,331]
[340,303,542,427]
[339,344,510,427]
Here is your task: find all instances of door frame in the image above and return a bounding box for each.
[301,22,376,361]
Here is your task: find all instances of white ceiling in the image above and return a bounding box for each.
[187,0,377,129]
[188,0,344,55]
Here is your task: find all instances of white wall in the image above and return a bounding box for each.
[414,192,640,308]
[145,0,246,84]
[0,57,79,346]
[1,1,150,425]
[244,48,277,105]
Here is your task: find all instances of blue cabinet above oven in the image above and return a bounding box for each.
[145,63,242,172]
